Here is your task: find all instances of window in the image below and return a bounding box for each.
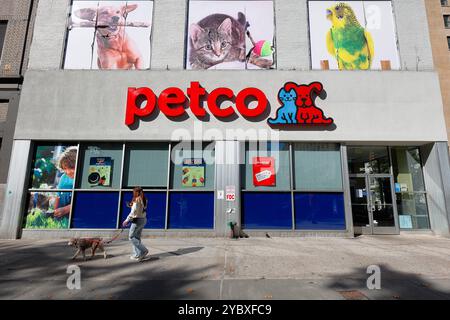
[168,142,215,229]
[186,1,276,70]
[24,144,79,229]
[347,147,390,174]
[392,147,430,230]
[243,142,290,191]
[308,1,400,70]
[293,143,343,191]
[123,143,169,188]
[242,142,346,230]
[64,1,154,69]
[77,143,123,189]
[448,37,450,50]
[24,141,216,230]
[0,22,7,60]
[441,0,449,7]
[444,15,450,28]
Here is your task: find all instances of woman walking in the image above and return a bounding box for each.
[122,187,148,261]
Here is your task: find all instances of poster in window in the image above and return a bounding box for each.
[182,158,205,187]
[252,157,276,186]
[399,215,413,229]
[64,1,153,70]
[24,192,72,229]
[88,157,112,187]
[31,145,78,190]
[309,1,400,70]
[187,1,275,70]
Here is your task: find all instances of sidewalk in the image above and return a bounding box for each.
[1,234,449,300]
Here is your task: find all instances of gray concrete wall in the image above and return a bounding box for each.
[421,143,450,236]
[0,92,20,183]
[27,0,435,72]
[393,0,435,71]
[14,70,448,143]
[27,0,70,70]
[215,141,242,237]
[0,140,31,239]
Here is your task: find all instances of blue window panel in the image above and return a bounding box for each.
[120,191,166,229]
[242,192,292,229]
[295,193,346,230]
[168,192,214,229]
[71,192,119,229]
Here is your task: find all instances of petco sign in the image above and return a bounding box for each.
[125,81,333,127]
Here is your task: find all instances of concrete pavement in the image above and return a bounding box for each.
[0,234,449,300]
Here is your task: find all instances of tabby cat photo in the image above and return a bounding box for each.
[187,1,275,70]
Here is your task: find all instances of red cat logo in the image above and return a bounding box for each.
[268,82,333,126]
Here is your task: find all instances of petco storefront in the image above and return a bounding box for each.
[0,0,449,239]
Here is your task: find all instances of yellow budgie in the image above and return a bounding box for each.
[325,2,374,70]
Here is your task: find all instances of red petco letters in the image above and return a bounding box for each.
[125,81,268,126]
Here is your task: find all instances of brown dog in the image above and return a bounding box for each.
[74,4,144,69]
[68,237,107,261]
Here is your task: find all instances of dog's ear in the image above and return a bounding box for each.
[74,8,97,21]
[308,82,323,94]
[122,4,138,18]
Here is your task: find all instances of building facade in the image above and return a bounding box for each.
[0,0,38,230]
[0,0,449,239]
[425,0,450,146]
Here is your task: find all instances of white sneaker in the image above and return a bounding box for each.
[130,255,139,260]
[138,250,149,261]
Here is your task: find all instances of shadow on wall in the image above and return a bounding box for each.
[0,241,213,300]
[327,264,450,300]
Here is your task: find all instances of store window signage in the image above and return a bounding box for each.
[125,81,268,126]
[125,81,333,127]
[267,82,333,126]
[253,157,276,187]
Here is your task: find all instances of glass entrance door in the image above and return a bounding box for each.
[350,175,399,235]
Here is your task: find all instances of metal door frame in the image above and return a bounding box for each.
[350,173,399,235]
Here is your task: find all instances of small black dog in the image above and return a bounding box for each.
[229,222,249,239]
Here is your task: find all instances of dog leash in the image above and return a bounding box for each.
[104,228,124,244]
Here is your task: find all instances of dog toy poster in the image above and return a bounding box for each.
[182,158,205,187]
[309,1,400,70]
[64,1,153,70]
[187,1,275,70]
[88,157,112,187]
[24,192,71,229]
[252,157,276,187]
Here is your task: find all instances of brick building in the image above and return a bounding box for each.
[0,0,38,227]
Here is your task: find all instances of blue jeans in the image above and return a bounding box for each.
[129,217,148,258]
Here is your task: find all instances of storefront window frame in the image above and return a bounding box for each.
[241,141,347,231]
[391,146,431,230]
[347,145,431,231]
[24,142,81,230]
[24,141,216,231]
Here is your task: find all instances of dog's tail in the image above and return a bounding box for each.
[104,228,124,244]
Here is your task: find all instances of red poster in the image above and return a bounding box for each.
[252,157,276,186]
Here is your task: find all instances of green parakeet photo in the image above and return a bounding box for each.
[326,2,374,70]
